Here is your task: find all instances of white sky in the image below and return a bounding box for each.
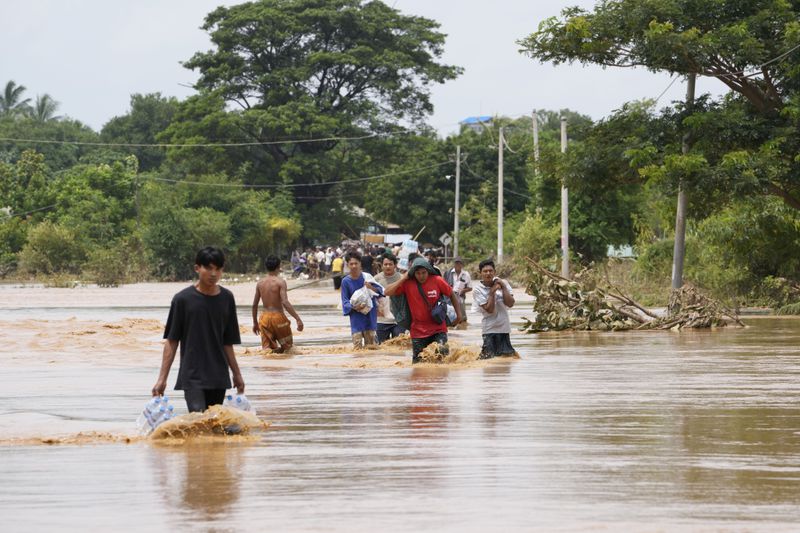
[2,0,728,134]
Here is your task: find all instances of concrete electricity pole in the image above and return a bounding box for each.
[497,127,504,262]
[560,117,569,278]
[671,73,696,290]
[453,145,461,258]
[532,111,540,178]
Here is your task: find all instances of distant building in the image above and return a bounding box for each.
[460,115,493,133]
[607,245,636,258]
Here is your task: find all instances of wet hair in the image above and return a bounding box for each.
[408,252,420,263]
[478,259,495,272]
[345,251,362,263]
[382,252,397,265]
[264,255,281,272]
[195,247,225,268]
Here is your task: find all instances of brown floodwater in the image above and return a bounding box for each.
[1,282,800,531]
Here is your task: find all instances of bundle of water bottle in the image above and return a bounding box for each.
[136,392,255,436]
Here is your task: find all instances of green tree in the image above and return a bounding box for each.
[31,94,60,122]
[519,0,800,210]
[101,93,179,171]
[0,81,31,118]
[164,0,461,233]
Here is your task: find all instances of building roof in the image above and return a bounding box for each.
[460,116,493,125]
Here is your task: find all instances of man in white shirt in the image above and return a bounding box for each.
[471,259,516,359]
[444,257,472,327]
[315,248,326,274]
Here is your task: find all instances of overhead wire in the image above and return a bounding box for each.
[0,132,384,148]
[145,160,450,189]
[1,203,58,219]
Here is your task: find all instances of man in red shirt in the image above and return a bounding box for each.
[385,257,464,363]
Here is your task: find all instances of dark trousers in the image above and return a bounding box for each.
[376,322,406,343]
[184,388,226,413]
[333,274,342,290]
[411,332,448,363]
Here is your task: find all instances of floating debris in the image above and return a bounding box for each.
[520,258,744,333]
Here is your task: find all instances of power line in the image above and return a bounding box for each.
[0,131,400,148]
[705,41,800,80]
[1,203,58,219]
[653,75,679,104]
[146,160,451,189]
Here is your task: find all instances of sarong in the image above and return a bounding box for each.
[258,311,293,350]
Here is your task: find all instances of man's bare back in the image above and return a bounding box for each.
[256,274,286,311]
[252,272,303,351]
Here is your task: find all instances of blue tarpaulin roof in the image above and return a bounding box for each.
[460,116,492,124]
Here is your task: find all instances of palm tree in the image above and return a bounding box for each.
[32,93,60,122]
[0,80,32,117]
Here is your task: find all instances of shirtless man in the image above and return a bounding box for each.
[252,255,304,352]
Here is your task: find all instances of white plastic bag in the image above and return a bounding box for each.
[350,287,374,314]
[377,296,394,320]
[446,303,457,324]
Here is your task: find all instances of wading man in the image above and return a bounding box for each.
[472,259,517,359]
[374,253,407,342]
[341,251,384,348]
[252,255,304,353]
[151,247,245,412]
[385,257,463,363]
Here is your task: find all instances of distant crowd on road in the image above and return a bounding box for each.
[284,242,518,363]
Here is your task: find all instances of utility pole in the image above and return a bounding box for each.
[497,127,504,262]
[453,145,461,258]
[560,117,569,278]
[532,111,540,178]
[671,73,696,290]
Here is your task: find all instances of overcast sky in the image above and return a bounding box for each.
[3,0,728,135]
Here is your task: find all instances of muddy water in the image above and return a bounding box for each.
[2,283,800,531]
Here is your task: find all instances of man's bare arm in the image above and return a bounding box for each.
[252,284,261,335]
[498,280,515,308]
[224,345,245,393]
[481,284,500,314]
[280,280,304,331]
[152,339,178,396]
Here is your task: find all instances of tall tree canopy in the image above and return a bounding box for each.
[164,0,461,210]
[519,0,800,210]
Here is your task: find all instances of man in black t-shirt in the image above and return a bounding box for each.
[151,247,245,412]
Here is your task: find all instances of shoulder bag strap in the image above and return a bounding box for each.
[416,280,433,310]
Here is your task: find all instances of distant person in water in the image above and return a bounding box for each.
[252,255,304,353]
[341,251,384,349]
[472,259,516,359]
[374,253,407,343]
[151,247,245,413]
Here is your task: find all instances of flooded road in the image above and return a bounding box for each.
[1,282,800,531]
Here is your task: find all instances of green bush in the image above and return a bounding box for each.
[85,247,128,287]
[0,217,28,276]
[143,203,232,280]
[18,221,86,275]
[512,213,560,266]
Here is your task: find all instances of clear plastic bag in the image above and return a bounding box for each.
[223,393,256,415]
[135,395,175,436]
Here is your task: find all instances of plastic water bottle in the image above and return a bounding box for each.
[136,396,174,435]
[224,393,254,414]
